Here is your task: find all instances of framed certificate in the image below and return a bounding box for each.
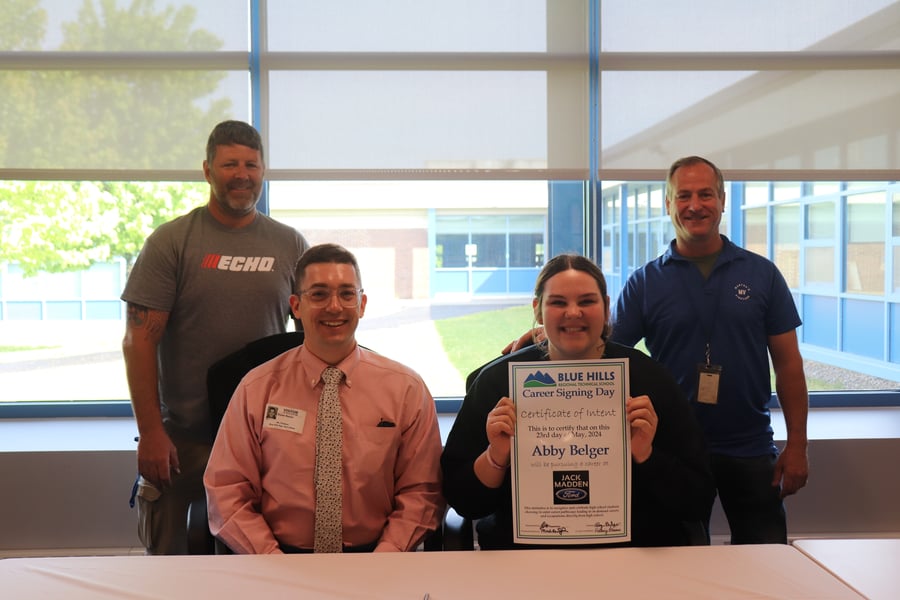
[509,359,631,545]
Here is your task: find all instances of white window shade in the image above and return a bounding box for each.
[598,0,900,176]
[600,68,900,174]
[601,0,899,52]
[263,0,590,179]
[266,69,588,177]
[267,0,550,53]
[0,69,250,172]
[0,0,249,52]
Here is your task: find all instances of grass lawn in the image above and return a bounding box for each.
[436,309,836,392]
[434,304,535,381]
[0,345,57,352]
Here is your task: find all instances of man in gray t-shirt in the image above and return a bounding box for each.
[121,120,308,555]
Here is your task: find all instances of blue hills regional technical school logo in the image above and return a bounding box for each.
[523,370,556,388]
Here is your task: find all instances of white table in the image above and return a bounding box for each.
[793,538,900,600]
[0,545,861,599]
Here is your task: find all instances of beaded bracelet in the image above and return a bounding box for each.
[485,447,510,470]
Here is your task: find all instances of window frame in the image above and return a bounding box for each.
[1,0,898,418]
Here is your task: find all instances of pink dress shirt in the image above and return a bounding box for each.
[204,344,444,554]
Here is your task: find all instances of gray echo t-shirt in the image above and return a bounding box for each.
[121,206,308,442]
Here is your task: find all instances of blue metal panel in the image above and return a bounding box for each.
[432,270,469,294]
[0,401,134,418]
[5,302,42,320]
[842,298,885,359]
[587,0,599,261]
[85,301,123,320]
[427,208,437,296]
[802,295,838,349]
[249,0,267,215]
[619,183,629,285]
[249,0,261,125]
[472,270,506,294]
[607,273,624,301]
[46,301,82,320]
[729,182,744,247]
[892,303,900,364]
[549,182,585,257]
[508,268,540,294]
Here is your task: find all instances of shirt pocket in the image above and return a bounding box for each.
[350,425,400,476]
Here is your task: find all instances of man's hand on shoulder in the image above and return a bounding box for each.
[501,327,545,355]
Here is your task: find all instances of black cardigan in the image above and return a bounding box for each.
[441,342,715,549]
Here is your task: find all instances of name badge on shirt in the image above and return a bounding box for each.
[696,363,723,405]
[263,404,307,433]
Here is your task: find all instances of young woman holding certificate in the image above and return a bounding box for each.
[441,254,715,550]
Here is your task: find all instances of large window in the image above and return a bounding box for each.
[604,179,900,392]
[434,213,546,295]
[436,216,545,271]
[2,0,900,413]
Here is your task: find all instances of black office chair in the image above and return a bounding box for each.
[440,507,474,551]
[437,360,490,551]
[205,331,306,442]
[187,331,305,555]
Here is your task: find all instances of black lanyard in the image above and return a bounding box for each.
[675,255,726,368]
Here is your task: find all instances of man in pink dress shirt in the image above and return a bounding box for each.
[204,243,444,553]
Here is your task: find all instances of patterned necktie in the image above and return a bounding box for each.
[314,366,344,553]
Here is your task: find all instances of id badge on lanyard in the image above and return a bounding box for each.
[696,362,723,404]
[678,257,726,405]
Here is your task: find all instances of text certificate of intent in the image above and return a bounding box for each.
[509,359,631,545]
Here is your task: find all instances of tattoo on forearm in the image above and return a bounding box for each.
[127,304,165,339]
[127,304,148,327]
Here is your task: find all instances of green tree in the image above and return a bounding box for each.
[0,0,46,161]
[0,0,231,275]
[0,180,205,276]
[0,0,45,51]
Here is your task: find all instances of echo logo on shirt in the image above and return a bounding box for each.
[201,254,276,272]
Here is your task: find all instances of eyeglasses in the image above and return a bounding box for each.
[299,287,363,308]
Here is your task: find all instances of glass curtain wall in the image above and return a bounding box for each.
[2,0,899,411]
[0,0,586,407]
[597,0,900,393]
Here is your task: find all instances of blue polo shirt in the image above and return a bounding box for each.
[611,236,801,457]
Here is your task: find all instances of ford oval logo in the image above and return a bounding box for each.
[555,488,588,502]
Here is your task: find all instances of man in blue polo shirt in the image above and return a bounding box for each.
[611,155,809,544]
